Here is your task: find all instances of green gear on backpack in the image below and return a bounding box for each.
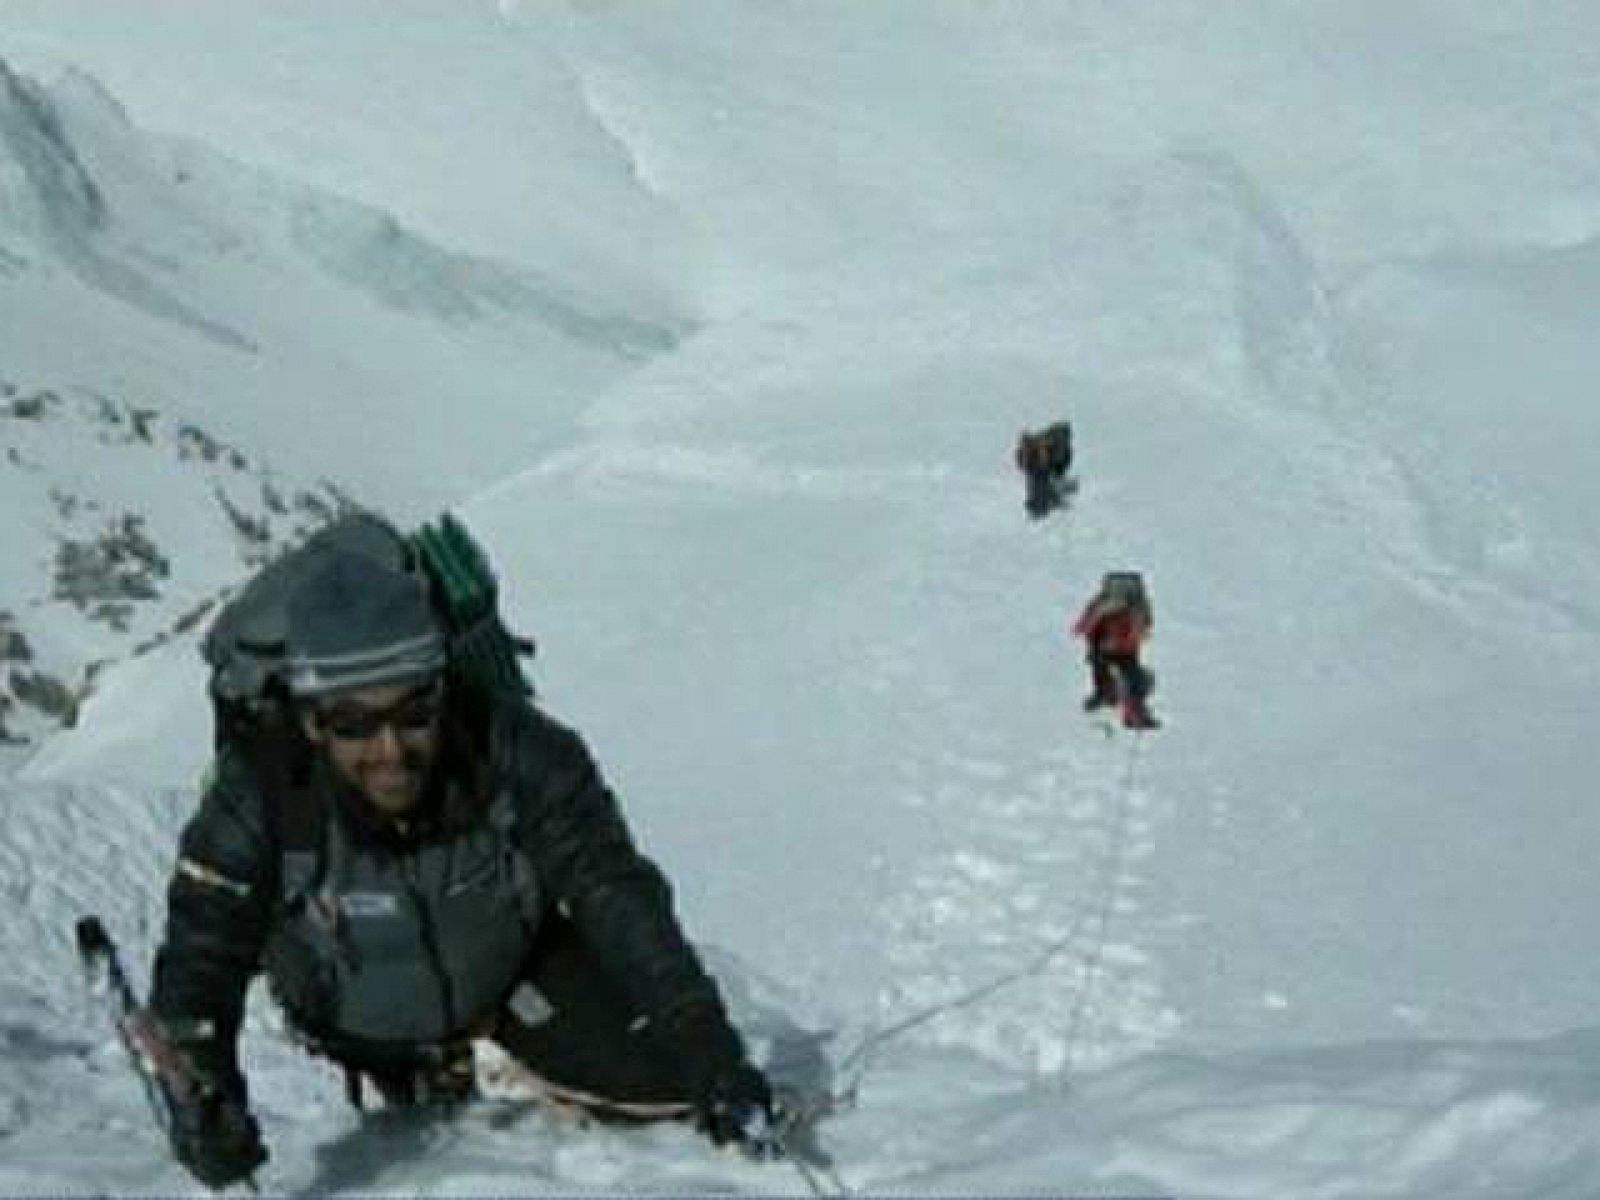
[407,513,533,702]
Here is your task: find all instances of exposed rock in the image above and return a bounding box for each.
[0,612,31,662]
[52,513,172,627]
[5,389,56,420]
[4,374,353,746]
[176,423,227,464]
[0,692,20,745]
[11,669,77,724]
[81,391,160,446]
[48,486,85,519]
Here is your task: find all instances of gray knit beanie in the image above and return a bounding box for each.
[285,552,446,698]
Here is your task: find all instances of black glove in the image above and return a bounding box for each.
[694,1060,781,1158]
[168,1084,267,1190]
[157,1018,267,1190]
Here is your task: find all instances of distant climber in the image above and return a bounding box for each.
[1015,422,1074,519]
[1072,571,1159,730]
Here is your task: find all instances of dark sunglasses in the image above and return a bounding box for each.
[316,684,444,741]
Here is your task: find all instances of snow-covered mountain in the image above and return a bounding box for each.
[2,4,1599,1196]
[0,44,689,509]
[0,49,686,752]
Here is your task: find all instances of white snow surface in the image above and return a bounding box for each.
[1,3,1599,1196]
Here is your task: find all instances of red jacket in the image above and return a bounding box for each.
[1073,601,1148,656]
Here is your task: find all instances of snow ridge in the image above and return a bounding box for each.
[0,58,105,244]
[0,55,686,360]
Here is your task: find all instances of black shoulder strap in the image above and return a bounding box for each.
[241,698,327,900]
[270,777,324,857]
[267,776,327,907]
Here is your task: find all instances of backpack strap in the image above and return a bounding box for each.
[243,697,327,905]
[271,779,327,906]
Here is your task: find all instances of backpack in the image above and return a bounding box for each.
[199,509,537,823]
[1041,421,1073,474]
[1095,571,1152,627]
[1015,421,1073,476]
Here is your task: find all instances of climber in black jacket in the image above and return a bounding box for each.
[150,547,776,1187]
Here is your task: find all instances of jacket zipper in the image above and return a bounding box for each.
[400,854,458,1034]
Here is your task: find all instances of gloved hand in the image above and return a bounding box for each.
[694,1060,782,1159]
[168,1084,268,1190]
[154,1018,267,1190]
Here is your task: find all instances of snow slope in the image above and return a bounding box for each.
[0,47,686,513]
[2,3,1599,1196]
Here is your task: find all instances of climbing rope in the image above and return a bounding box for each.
[757,729,1149,1197]
[783,1134,852,1198]
[756,1088,855,1196]
[832,729,1147,1105]
[1057,730,1143,1080]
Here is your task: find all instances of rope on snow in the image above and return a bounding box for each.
[769,730,1150,1196]
[833,728,1147,1103]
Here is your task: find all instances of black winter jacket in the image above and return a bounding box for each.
[151,698,743,1093]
